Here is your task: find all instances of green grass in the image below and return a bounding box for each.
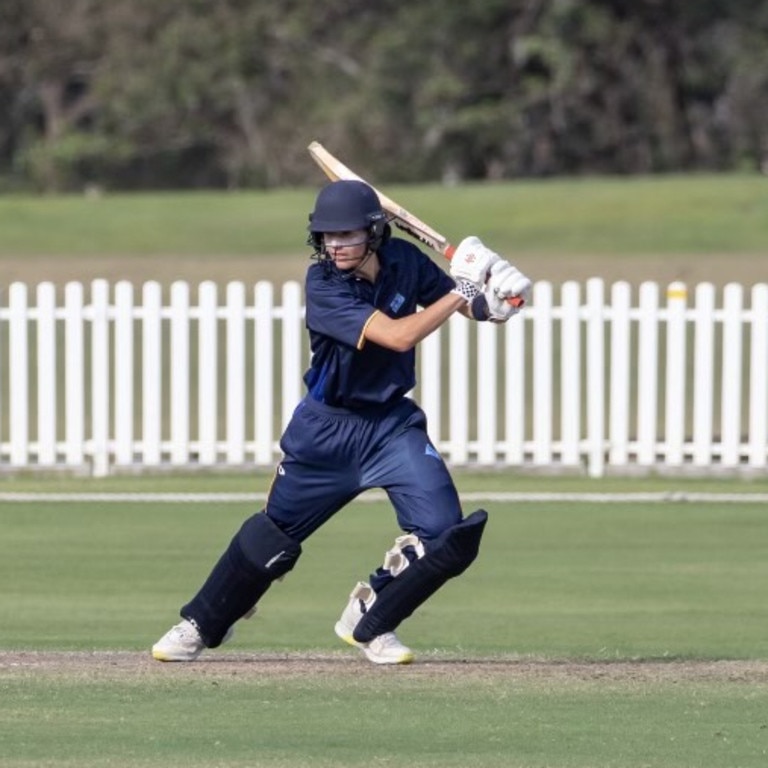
[0,189,313,258]
[1,174,765,291]
[2,487,766,657]
[1,175,766,258]
[3,672,766,768]
[1,476,767,767]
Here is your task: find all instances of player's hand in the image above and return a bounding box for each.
[482,261,532,321]
[450,236,500,288]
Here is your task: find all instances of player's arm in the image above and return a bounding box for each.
[364,235,522,350]
[364,236,531,350]
[362,291,466,352]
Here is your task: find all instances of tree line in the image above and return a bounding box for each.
[1,0,767,192]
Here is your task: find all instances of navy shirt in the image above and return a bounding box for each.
[303,237,455,408]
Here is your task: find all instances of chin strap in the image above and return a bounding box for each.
[351,248,376,276]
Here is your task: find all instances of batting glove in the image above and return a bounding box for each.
[449,236,500,289]
[472,261,532,322]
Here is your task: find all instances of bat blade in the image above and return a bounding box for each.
[307,141,523,307]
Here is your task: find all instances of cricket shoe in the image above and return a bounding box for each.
[152,606,257,662]
[152,619,234,662]
[334,581,414,665]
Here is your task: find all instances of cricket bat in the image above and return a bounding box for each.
[307,141,523,307]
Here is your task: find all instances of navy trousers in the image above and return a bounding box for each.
[265,396,463,545]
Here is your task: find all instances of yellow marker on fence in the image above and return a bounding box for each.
[666,283,687,301]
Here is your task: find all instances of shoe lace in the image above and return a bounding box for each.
[172,621,200,643]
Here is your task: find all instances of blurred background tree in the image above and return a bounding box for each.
[0,0,766,191]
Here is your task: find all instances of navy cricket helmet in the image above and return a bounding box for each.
[307,179,390,255]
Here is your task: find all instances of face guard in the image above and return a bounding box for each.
[307,180,390,260]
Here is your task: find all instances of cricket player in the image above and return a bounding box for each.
[152,179,531,664]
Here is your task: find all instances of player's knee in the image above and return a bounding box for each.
[352,510,489,643]
[404,482,463,544]
[233,511,302,579]
[383,510,487,582]
[425,509,488,577]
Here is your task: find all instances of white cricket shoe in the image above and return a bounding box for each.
[334,581,414,665]
[151,619,233,662]
[362,632,415,665]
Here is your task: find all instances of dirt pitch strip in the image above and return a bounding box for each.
[2,651,766,686]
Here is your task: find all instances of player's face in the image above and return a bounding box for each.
[323,230,369,270]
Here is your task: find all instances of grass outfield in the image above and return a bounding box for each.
[2,175,766,258]
[0,174,766,289]
[3,657,766,768]
[2,478,766,657]
[1,475,767,767]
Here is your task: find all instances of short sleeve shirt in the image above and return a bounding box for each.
[303,237,455,408]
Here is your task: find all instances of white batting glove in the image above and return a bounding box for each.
[480,261,532,321]
[449,236,500,289]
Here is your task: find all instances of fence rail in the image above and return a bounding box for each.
[1,278,766,477]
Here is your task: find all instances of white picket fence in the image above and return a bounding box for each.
[0,278,766,477]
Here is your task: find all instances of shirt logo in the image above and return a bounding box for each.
[389,293,405,313]
[424,444,442,461]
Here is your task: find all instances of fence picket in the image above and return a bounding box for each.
[586,278,606,477]
[9,283,28,466]
[448,313,469,464]
[141,281,162,467]
[1,278,766,476]
[665,282,687,465]
[561,281,582,466]
[609,281,631,466]
[503,310,525,464]
[114,281,134,465]
[36,282,57,465]
[64,282,85,466]
[721,284,744,466]
[748,284,768,467]
[477,321,497,463]
[170,281,191,465]
[637,282,659,465]
[692,283,715,466]
[197,282,218,465]
[225,282,246,465]
[533,281,553,465]
[91,280,110,476]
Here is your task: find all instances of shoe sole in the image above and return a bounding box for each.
[151,648,201,662]
[363,647,414,665]
[333,622,359,648]
[333,622,414,665]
